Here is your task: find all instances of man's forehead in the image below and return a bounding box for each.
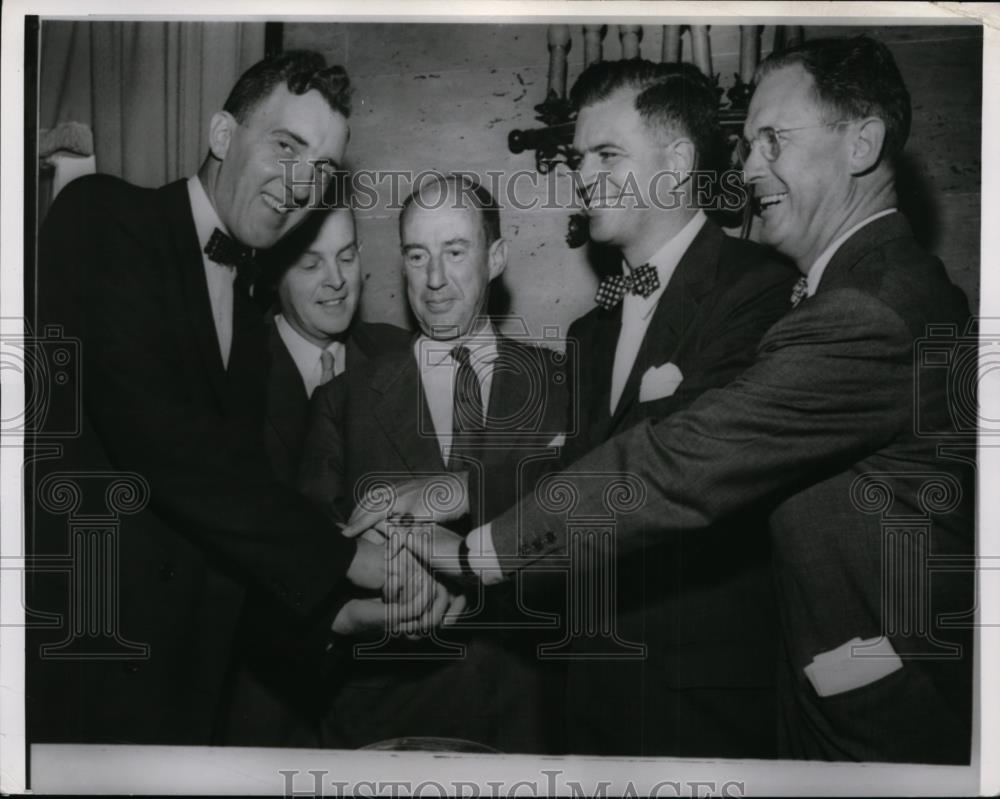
[574,88,641,145]
[746,64,819,132]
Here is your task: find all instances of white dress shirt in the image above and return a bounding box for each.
[274,314,346,397]
[415,324,499,463]
[805,208,898,297]
[609,210,707,412]
[187,176,238,368]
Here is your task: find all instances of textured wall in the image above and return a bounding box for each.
[284,23,982,341]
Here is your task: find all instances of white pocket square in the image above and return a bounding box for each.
[546,433,566,448]
[639,362,684,403]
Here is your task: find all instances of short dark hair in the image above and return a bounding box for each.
[259,206,355,290]
[399,174,501,246]
[223,50,352,122]
[756,35,911,161]
[569,59,721,169]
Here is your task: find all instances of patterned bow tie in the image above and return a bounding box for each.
[790,276,809,308]
[204,228,258,297]
[594,263,661,310]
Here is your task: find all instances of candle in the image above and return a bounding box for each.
[547,25,571,99]
[583,25,606,67]
[739,25,760,83]
[690,25,712,77]
[662,25,681,62]
[618,25,642,60]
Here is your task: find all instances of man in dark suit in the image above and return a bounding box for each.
[28,51,440,745]
[260,206,411,487]
[224,205,411,746]
[299,175,567,750]
[554,60,795,758]
[416,37,975,764]
[346,62,797,758]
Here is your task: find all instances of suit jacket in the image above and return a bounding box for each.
[223,318,411,747]
[264,319,412,486]
[299,334,567,751]
[27,174,356,745]
[556,218,797,757]
[491,213,974,764]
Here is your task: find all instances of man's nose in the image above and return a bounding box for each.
[287,162,320,205]
[575,153,598,200]
[323,261,345,290]
[426,257,447,290]
[740,142,769,185]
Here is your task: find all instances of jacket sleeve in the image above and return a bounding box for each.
[38,177,357,618]
[490,289,913,570]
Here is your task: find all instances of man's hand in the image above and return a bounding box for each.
[344,536,388,592]
[389,524,465,582]
[341,473,470,538]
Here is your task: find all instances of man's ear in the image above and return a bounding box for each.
[849,117,886,175]
[487,237,508,281]
[665,137,696,174]
[208,111,237,161]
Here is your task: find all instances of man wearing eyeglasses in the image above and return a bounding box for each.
[393,36,975,764]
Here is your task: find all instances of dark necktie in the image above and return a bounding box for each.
[594,263,661,310]
[450,345,484,468]
[204,228,258,298]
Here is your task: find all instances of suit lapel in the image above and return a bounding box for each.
[265,322,309,458]
[578,307,623,449]
[370,350,446,473]
[160,180,229,407]
[609,219,722,430]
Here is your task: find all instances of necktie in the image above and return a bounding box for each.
[594,263,661,310]
[450,346,484,468]
[790,276,809,307]
[319,350,336,386]
[204,228,258,298]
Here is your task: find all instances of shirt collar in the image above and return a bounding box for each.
[187,175,231,254]
[621,210,707,319]
[806,208,898,297]
[275,313,343,379]
[415,322,499,371]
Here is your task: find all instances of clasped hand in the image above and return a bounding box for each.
[333,532,465,639]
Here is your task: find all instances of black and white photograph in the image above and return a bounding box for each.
[0,2,997,795]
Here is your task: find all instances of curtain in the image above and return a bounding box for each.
[39,20,266,189]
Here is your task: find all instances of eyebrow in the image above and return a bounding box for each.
[443,238,472,247]
[273,129,341,169]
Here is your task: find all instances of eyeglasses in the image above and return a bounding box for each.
[737,120,854,165]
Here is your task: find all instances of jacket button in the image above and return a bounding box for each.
[293,590,305,607]
[544,531,556,544]
[122,662,141,674]
[158,563,175,581]
[531,539,543,552]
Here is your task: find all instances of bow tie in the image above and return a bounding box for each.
[204,228,258,297]
[594,263,661,310]
[790,276,809,308]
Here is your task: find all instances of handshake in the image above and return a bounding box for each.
[331,473,476,639]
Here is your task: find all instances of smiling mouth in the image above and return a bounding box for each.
[756,192,788,214]
[317,297,347,307]
[262,193,293,215]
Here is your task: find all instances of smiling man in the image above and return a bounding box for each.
[397,37,976,764]
[29,51,440,746]
[298,174,567,750]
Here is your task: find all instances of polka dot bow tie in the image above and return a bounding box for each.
[789,276,809,308]
[594,263,661,310]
